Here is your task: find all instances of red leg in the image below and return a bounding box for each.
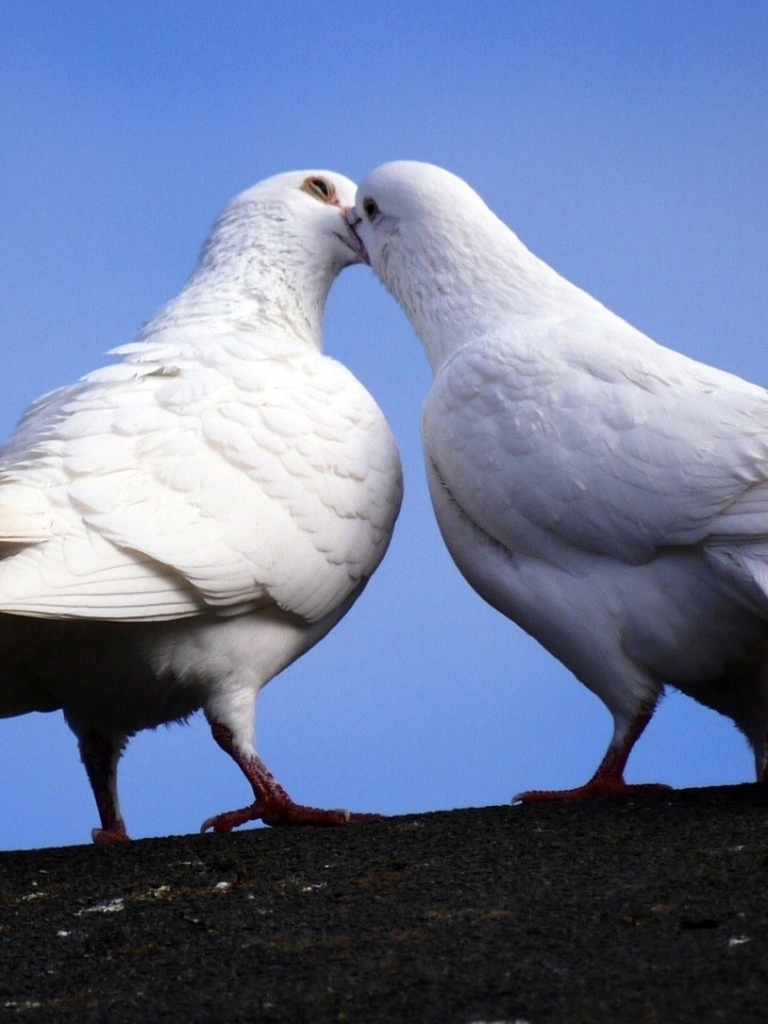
[200,722,381,833]
[78,730,130,845]
[513,704,671,804]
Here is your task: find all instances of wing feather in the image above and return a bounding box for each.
[425,316,768,568]
[0,335,402,623]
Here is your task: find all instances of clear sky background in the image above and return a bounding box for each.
[1,1,766,849]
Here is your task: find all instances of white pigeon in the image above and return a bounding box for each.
[0,169,402,843]
[350,159,768,802]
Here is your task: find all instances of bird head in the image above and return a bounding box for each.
[348,161,560,371]
[348,162,513,369]
[199,169,366,281]
[151,169,366,348]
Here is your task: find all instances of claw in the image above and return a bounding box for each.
[201,799,380,833]
[513,780,672,804]
[91,823,131,845]
[202,721,381,834]
[513,703,671,804]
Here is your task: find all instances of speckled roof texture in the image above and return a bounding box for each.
[1,785,767,1022]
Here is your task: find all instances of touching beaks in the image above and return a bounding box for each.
[338,207,370,265]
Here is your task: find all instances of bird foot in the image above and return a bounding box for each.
[512,780,672,804]
[201,799,381,834]
[91,823,131,845]
[202,723,382,833]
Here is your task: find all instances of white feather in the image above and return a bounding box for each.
[355,159,768,787]
[0,169,402,841]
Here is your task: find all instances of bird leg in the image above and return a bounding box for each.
[512,703,671,804]
[78,730,130,845]
[200,722,381,833]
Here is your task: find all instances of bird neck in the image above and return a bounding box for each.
[140,205,332,352]
[392,218,582,374]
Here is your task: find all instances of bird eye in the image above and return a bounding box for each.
[362,197,380,221]
[301,176,336,204]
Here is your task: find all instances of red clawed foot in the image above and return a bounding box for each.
[513,703,671,804]
[92,822,131,846]
[513,778,672,804]
[201,800,379,834]
[202,721,381,834]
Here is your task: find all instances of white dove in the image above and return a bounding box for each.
[350,159,768,802]
[0,169,402,843]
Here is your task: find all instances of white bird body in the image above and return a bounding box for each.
[0,170,402,841]
[352,160,768,796]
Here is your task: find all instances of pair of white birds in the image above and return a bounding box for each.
[2,161,767,845]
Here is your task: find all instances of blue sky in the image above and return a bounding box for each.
[1,2,766,849]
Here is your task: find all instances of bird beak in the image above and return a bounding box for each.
[337,207,370,265]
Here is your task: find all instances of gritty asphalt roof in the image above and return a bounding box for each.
[1,784,767,1022]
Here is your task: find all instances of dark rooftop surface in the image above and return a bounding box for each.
[1,784,767,1022]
